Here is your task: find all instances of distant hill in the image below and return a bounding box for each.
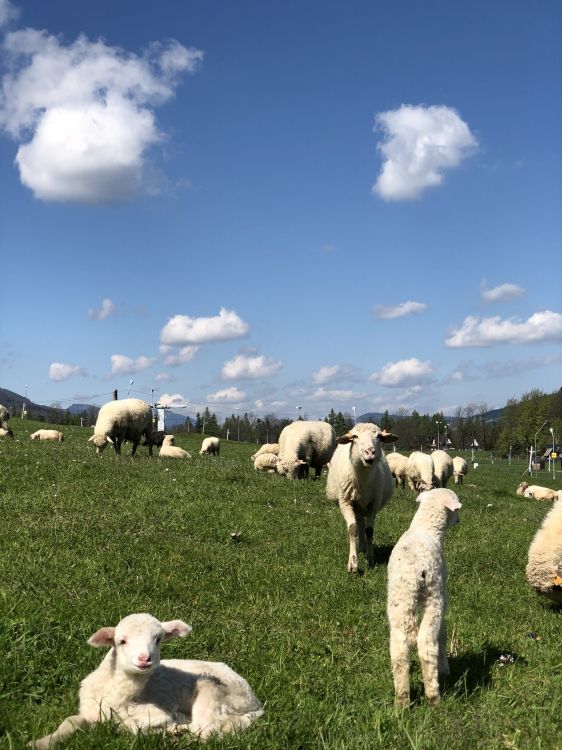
[68,403,99,415]
[0,387,66,422]
[358,407,504,423]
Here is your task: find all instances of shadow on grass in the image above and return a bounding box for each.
[372,544,394,566]
[446,644,520,696]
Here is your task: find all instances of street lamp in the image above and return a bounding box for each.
[352,406,356,425]
[444,424,449,450]
[128,379,134,398]
[435,421,441,450]
[236,407,240,441]
[296,405,302,421]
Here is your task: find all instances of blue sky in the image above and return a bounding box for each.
[1,0,560,420]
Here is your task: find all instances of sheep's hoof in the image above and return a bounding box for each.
[347,560,358,574]
[395,695,410,709]
[426,694,441,706]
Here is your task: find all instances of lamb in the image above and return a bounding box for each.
[159,435,191,459]
[386,452,408,489]
[431,450,454,488]
[30,429,64,442]
[250,443,279,461]
[88,398,153,456]
[143,430,167,447]
[526,492,562,603]
[0,426,14,439]
[277,420,336,479]
[452,456,468,485]
[0,403,10,429]
[406,451,437,492]
[523,485,558,502]
[30,613,263,748]
[326,423,398,572]
[253,452,279,473]
[387,488,462,707]
[516,481,529,496]
[199,437,220,456]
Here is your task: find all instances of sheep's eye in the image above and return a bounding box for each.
[119,638,127,645]
[156,636,162,644]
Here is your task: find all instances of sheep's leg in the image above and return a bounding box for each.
[30,715,91,749]
[389,626,411,708]
[338,500,359,573]
[364,507,376,567]
[417,601,443,705]
[357,513,366,554]
[131,440,139,457]
[437,616,449,676]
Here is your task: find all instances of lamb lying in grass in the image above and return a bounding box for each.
[516,482,529,496]
[159,434,191,459]
[387,488,462,707]
[30,613,263,748]
[523,485,558,502]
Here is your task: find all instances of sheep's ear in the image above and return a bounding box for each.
[161,620,192,640]
[87,435,95,442]
[379,430,399,443]
[336,433,354,444]
[415,490,431,503]
[105,435,114,444]
[443,492,462,511]
[88,627,115,648]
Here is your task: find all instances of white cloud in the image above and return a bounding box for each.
[160,308,249,346]
[254,399,264,409]
[311,364,356,385]
[0,30,203,202]
[445,310,562,348]
[307,388,367,402]
[159,344,199,367]
[155,372,174,383]
[373,104,477,201]
[480,280,526,303]
[373,300,427,319]
[88,297,116,320]
[158,392,188,408]
[0,0,19,27]
[483,353,562,379]
[207,387,245,403]
[222,353,282,380]
[49,362,85,381]
[110,354,155,375]
[370,358,434,387]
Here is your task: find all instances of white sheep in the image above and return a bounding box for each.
[159,435,191,459]
[386,452,408,489]
[199,436,220,456]
[0,426,14,439]
[30,613,263,748]
[277,420,336,479]
[88,398,153,456]
[326,423,398,572]
[516,481,529,496]
[0,403,10,429]
[253,452,279,473]
[387,488,462,707]
[452,456,468,485]
[431,450,453,488]
[250,443,279,461]
[526,492,562,603]
[30,429,64,442]
[406,451,437,492]
[523,485,558,502]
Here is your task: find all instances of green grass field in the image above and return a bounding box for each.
[1,419,561,750]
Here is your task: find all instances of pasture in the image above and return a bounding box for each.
[1,419,561,749]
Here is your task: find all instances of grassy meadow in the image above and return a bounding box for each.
[1,419,561,750]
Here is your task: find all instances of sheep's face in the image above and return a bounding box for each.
[88,433,113,454]
[337,424,399,468]
[162,435,175,446]
[277,458,308,479]
[88,613,192,676]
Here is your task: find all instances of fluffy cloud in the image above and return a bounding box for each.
[373,300,427,319]
[155,372,175,383]
[207,387,245,403]
[48,362,85,381]
[0,29,202,202]
[311,364,356,385]
[373,104,477,201]
[157,392,188,408]
[222,353,282,380]
[370,358,434,387]
[159,345,199,367]
[88,297,116,320]
[480,280,526,303]
[0,0,19,26]
[445,311,562,347]
[307,388,367,402]
[160,308,249,346]
[110,354,155,375]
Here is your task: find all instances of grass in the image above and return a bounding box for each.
[1,419,561,749]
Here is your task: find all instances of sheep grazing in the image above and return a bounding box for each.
[526,492,562,603]
[253,452,279,473]
[431,450,454,488]
[88,398,153,456]
[452,456,468,485]
[386,452,408,489]
[159,435,191,459]
[277,420,336,479]
[516,481,529,496]
[30,429,64,442]
[250,443,279,461]
[387,488,462,707]
[30,613,263,748]
[0,426,14,439]
[406,451,437,492]
[523,485,558,502]
[200,436,220,456]
[326,423,398,572]
[0,403,10,429]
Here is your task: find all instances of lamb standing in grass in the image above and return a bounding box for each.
[386,452,408,489]
[406,451,437,491]
[452,456,468,485]
[159,435,191,459]
[387,488,462,707]
[431,450,454,488]
[277,420,336,479]
[88,398,153,456]
[253,452,279,473]
[30,613,263,748]
[526,492,562,603]
[30,429,64,442]
[326,423,398,572]
[523,485,558,502]
[199,437,220,456]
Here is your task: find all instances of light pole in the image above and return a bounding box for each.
[444,424,449,450]
[128,379,134,398]
[550,427,555,479]
[532,420,549,475]
[21,384,28,419]
[435,421,441,450]
[236,407,240,441]
[296,405,302,421]
[352,406,356,425]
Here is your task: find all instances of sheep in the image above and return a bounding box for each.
[277,420,336,479]
[250,443,279,461]
[159,435,191,459]
[0,426,14,439]
[516,481,529,496]
[406,451,437,492]
[523,485,558,502]
[526,492,562,603]
[88,398,153,456]
[253,452,279,473]
[199,436,220,456]
[452,456,468,485]
[143,430,167,447]
[326,423,398,572]
[0,403,10,429]
[30,613,263,748]
[386,452,408,489]
[30,429,64,442]
[387,488,462,708]
[431,450,454,488]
